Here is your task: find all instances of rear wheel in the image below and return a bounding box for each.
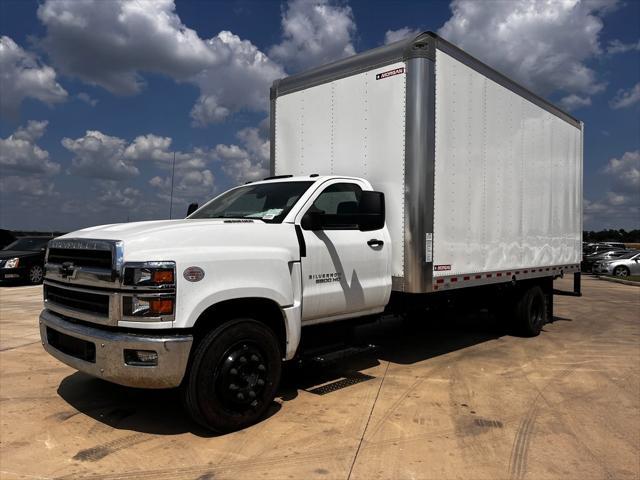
[514,286,547,337]
[613,266,630,278]
[181,319,281,433]
[28,265,44,284]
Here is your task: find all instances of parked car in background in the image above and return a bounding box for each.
[0,237,54,285]
[581,248,628,272]
[583,243,625,256]
[592,251,640,277]
[602,242,626,249]
[0,229,15,250]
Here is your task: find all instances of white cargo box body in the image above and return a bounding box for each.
[272,32,582,294]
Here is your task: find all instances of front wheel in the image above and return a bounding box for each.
[181,319,282,433]
[613,266,630,278]
[28,265,44,284]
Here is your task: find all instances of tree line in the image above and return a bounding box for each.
[583,229,640,243]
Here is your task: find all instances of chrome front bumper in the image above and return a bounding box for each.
[40,309,193,389]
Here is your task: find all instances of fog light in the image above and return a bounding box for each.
[124,349,158,366]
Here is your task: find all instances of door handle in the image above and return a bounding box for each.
[367,239,384,248]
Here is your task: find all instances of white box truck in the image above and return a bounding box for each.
[39,32,582,432]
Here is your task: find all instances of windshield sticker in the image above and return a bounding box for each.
[434,264,451,271]
[246,208,283,220]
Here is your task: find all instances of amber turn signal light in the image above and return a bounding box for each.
[149,298,174,315]
[152,269,174,284]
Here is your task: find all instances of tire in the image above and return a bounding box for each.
[514,286,547,337]
[181,319,281,433]
[28,265,44,284]
[613,266,630,278]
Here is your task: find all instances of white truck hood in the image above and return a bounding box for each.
[59,219,300,263]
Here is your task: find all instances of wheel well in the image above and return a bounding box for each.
[192,298,287,355]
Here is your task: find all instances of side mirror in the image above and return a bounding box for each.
[358,191,385,231]
[301,211,324,231]
[186,202,199,217]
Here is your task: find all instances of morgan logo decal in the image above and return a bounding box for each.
[376,67,404,80]
[434,265,451,271]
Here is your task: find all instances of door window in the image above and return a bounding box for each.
[308,183,362,229]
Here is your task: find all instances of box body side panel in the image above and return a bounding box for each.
[274,62,407,277]
[433,49,582,277]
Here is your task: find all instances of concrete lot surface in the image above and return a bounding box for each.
[0,276,638,479]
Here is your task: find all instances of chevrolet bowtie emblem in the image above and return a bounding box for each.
[59,262,76,279]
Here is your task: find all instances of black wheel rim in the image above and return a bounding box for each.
[216,342,269,412]
[30,266,43,283]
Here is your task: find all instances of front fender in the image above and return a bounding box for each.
[175,258,303,360]
[186,286,292,328]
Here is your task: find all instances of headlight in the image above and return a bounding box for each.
[122,262,175,288]
[123,295,175,319]
[4,258,19,269]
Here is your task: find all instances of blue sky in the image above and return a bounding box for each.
[0,0,638,232]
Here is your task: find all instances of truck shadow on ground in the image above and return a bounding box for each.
[56,309,566,437]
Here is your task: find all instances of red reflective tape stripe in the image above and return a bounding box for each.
[497,273,502,277]
[463,276,470,280]
[451,277,458,282]
[436,279,444,284]
[507,272,511,275]
[486,274,492,278]
[475,275,481,279]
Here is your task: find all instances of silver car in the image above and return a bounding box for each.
[592,251,640,277]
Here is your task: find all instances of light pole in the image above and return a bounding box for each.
[169,151,176,219]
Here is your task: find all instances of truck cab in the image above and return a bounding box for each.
[40,175,390,432]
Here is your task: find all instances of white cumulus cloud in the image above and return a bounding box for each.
[37,0,283,126]
[62,130,138,180]
[190,31,284,125]
[37,0,214,95]
[384,27,421,45]
[214,126,270,183]
[0,120,60,175]
[76,92,98,107]
[609,83,640,109]
[439,0,616,104]
[269,0,356,72]
[606,38,640,54]
[0,35,67,119]
[604,150,640,191]
[559,94,592,111]
[585,150,640,229]
[0,175,57,198]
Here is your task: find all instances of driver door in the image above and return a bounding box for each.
[297,180,392,323]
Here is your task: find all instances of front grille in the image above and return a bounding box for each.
[45,284,109,316]
[47,327,96,363]
[47,248,112,269]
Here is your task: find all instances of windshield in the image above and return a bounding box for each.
[190,181,314,223]
[4,237,50,251]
